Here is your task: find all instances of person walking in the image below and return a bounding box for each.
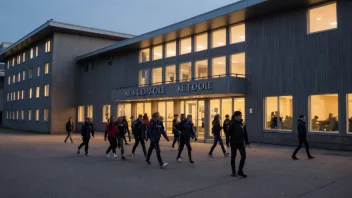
[209,114,229,157]
[105,116,118,158]
[176,114,197,164]
[171,114,180,150]
[145,112,170,168]
[226,111,250,177]
[122,116,131,144]
[64,117,74,143]
[223,114,231,136]
[77,118,95,157]
[116,117,126,160]
[143,113,150,129]
[131,114,147,158]
[292,115,315,160]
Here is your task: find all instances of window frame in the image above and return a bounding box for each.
[35,109,40,121]
[45,63,49,74]
[194,32,208,52]
[78,106,85,123]
[36,46,39,57]
[139,48,150,63]
[307,2,338,34]
[165,64,176,84]
[152,45,163,61]
[44,84,50,97]
[230,23,246,44]
[45,41,51,53]
[43,109,49,122]
[179,62,192,82]
[179,37,192,55]
[102,105,111,123]
[165,41,177,58]
[36,87,40,98]
[139,69,150,86]
[211,56,227,78]
[152,67,163,85]
[211,27,227,49]
[28,109,32,121]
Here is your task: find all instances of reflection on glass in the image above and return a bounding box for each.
[195,60,208,79]
[212,56,226,78]
[265,97,278,129]
[222,98,233,133]
[180,62,192,82]
[118,103,132,130]
[310,94,338,132]
[279,96,293,130]
[195,33,208,52]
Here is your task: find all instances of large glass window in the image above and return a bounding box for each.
[117,103,132,129]
[22,53,26,62]
[28,109,32,121]
[87,105,93,119]
[44,109,49,122]
[180,62,192,82]
[21,90,24,100]
[78,106,84,122]
[180,100,205,139]
[136,102,151,119]
[180,37,192,55]
[165,65,176,84]
[36,46,39,57]
[195,59,208,79]
[45,41,51,53]
[157,101,174,135]
[12,58,15,67]
[17,72,21,82]
[29,88,32,99]
[347,94,352,134]
[44,85,49,97]
[139,69,150,86]
[211,28,226,48]
[152,45,163,61]
[230,23,245,44]
[210,99,221,132]
[36,87,40,98]
[231,53,245,77]
[166,41,176,58]
[35,109,40,121]
[45,63,49,74]
[308,2,337,33]
[37,65,40,77]
[17,55,21,64]
[30,48,33,59]
[212,56,226,77]
[7,76,10,85]
[102,105,111,123]
[21,110,24,120]
[12,75,15,83]
[152,67,162,84]
[310,94,338,132]
[234,98,245,121]
[23,71,26,81]
[195,33,208,52]
[265,96,293,130]
[29,68,33,79]
[139,48,150,63]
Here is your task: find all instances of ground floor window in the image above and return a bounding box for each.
[102,105,111,123]
[44,109,49,122]
[21,110,24,120]
[28,110,32,121]
[87,105,93,120]
[157,101,174,135]
[348,94,352,134]
[136,102,151,119]
[118,103,132,129]
[264,96,293,130]
[310,94,338,133]
[35,109,39,121]
[78,106,84,122]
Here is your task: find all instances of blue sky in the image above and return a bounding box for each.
[0,0,239,43]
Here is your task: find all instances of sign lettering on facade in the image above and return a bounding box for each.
[177,82,213,92]
[125,86,166,97]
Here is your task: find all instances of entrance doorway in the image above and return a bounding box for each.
[136,102,152,119]
[157,101,174,135]
[117,103,132,130]
[180,100,205,139]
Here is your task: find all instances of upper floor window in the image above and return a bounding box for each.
[28,109,32,121]
[166,41,176,58]
[7,60,10,69]
[308,2,337,33]
[264,96,293,130]
[36,46,39,57]
[87,105,93,119]
[152,45,163,61]
[22,71,26,81]
[45,63,49,74]
[78,106,85,122]
[180,37,192,55]
[7,93,9,102]
[17,72,21,82]
[29,68,33,79]
[212,28,226,48]
[165,65,176,84]
[44,109,49,122]
[22,52,26,62]
[12,75,15,83]
[152,67,162,84]
[310,94,338,132]
[180,62,192,82]
[21,110,24,120]
[29,88,33,99]
[212,56,226,78]
[36,87,40,98]
[35,109,40,121]
[45,41,51,53]
[139,69,150,86]
[195,59,208,79]
[17,55,21,64]
[230,23,245,44]
[17,91,20,100]
[12,58,15,67]
[21,90,25,100]
[37,65,40,77]
[30,48,34,59]
[7,76,10,85]
[44,84,50,97]
[231,53,246,77]
[195,33,208,52]
[139,48,150,63]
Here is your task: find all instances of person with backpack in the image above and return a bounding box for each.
[77,118,95,157]
[209,114,229,157]
[145,112,169,168]
[292,115,315,160]
[176,114,197,164]
[116,117,126,160]
[64,117,74,143]
[122,116,131,144]
[223,114,231,136]
[131,114,147,158]
[171,114,180,150]
[105,116,118,158]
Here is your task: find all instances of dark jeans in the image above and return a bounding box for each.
[230,142,246,173]
[106,136,117,154]
[64,131,73,142]
[293,137,311,157]
[209,135,226,155]
[132,137,147,158]
[123,131,131,143]
[172,134,179,148]
[146,138,163,166]
[118,137,125,155]
[177,136,193,162]
[78,136,90,154]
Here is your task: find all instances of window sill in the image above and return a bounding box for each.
[309,131,340,135]
[264,129,292,133]
[307,27,338,35]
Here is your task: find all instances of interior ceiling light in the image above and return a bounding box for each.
[316,17,321,20]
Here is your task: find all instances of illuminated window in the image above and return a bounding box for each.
[231,53,245,77]
[22,52,26,62]
[102,105,111,123]
[36,46,39,56]
[265,96,293,130]
[87,105,93,119]
[45,41,51,53]
[30,48,33,59]
[308,2,337,33]
[139,69,150,86]
[16,110,19,120]
[12,57,15,66]
[44,85,49,97]
[310,94,338,132]
[230,23,245,44]
[180,62,192,82]
[45,63,49,74]
[152,67,162,84]
[22,71,26,81]
[7,60,10,69]
[37,65,40,77]
[7,93,9,102]
[36,87,40,98]
[166,41,176,58]
[21,90,24,100]
[44,109,49,122]
[13,91,16,101]
[17,72,21,82]
[139,48,150,63]
[152,45,163,61]
[21,110,24,120]
[12,111,15,120]
[17,55,21,64]
[29,88,33,99]
[347,94,352,134]
[78,106,85,122]
[17,91,20,100]
[212,56,226,77]
[29,68,33,79]
[165,65,176,84]
[35,109,39,121]
[212,28,226,48]
[195,59,208,79]
[180,37,192,55]
[7,76,10,85]
[28,109,32,120]
[195,33,208,52]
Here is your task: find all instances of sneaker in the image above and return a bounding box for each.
[77,149,80,155]
[145,160,151,165]
[224,153,230,157]
[231,173,237,177]
[308,156,315,159]
[190,161,196,164]
[121,156,126,160]
[131,153,134,158]
[113,153,118,158]
[106,153,110,158]
[160,163,168,168]
[177,157,182,162]
[208,154,213,157]
[292,156,299,160]
[238,171,247,178]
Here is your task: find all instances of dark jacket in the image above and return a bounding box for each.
[66,121,74,132]
[122,119,130,133]
[147,119,169,141]
[81,122,94,138]
[132,119,146,139]
[226,120,249,144]
[212,120,222,136]
[117,122,125,138]
[172,119,180,135]
[178,120,196,139]
[223,119,231,132]
[297,119,307,138]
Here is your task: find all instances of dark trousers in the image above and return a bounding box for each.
[172,134,179,148]
[78,136,90,154]
[293,137,311,157]
[118,137,125,155]
[132,137,147,157]
[146,138,163,166]
[177,136,193,162]
[230,142,246,173]
[64,131,73,142]
[106,136,117,154]
[123,131,131,143]
[209,135,226,155]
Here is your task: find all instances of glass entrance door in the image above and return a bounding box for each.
[157,101,174,135]
[180,100,204,139]
[118,103,132,130]
[136,102,152,119]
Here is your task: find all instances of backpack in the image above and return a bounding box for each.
[223,119,230,131]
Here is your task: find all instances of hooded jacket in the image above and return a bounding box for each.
[212,120,222,136]
[132,119,146,139]
[297,119,307,138]
[177,120,196,139]
[226,120,249,144]
[147,119,169,141]
[81,122,94,138]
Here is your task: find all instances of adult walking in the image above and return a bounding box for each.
[145,112,169,168]
[292,115,315,160]
[226,111,250,177]
[131,114,147,158]
[105,116,118,158]
[209,114,229,157]
[77,118,95,157]
[64,117,74,143]
[171,114,180,150]
[223,114,231,136]
[122,116,131,144]
[116,117,126,160]
[176,114,197,164]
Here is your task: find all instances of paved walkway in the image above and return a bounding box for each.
[0,129,351,198]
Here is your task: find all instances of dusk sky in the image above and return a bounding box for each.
[0,0,239,43]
